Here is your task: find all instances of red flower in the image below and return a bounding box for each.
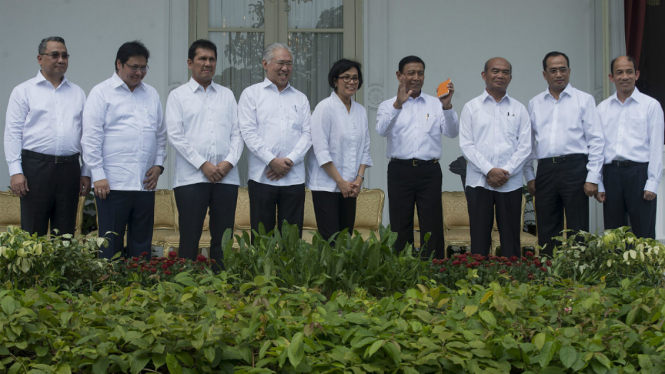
[528,274,534,280]
[196,254,207,262]
[510,256,518,262]
[540,266,547,272]
[442,258,448,263]
[521,256,527,262]
[432,259,438,264]
[499,269,507,274]
[465,263,472,268]
[132,263,139,268]
[439,267,445,273]
[211,259,216,264]
[452,260,461,266]
[167,260,175,267]
[150,268,157,273]
[161,264,168,270]
[505,262,512,267]
[164,270,171,275]
[526,261,532,266]
[141,252,149,257]
[132,257,140,262]
[546,260,552,267]
[471,261,481,267]
[525,251,534,258]
[168,251,178,259]
[534,260,542,267]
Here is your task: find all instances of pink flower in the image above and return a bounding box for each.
[564,307,572,313]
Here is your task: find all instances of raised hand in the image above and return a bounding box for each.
[393,75,413,110]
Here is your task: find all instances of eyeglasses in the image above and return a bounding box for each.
[124,64,149,73]
[273,60,293,68]
[547,67,569,75]
[41,52,69,60]
[338,75,359,83]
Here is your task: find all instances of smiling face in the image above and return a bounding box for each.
[38,41,68,79]
[263,47,293,91]
[609,56,640,96]
[482,58,512,94]
[116,55,147,91]
[397,62,425,96]
[543,55,570,93]
[188,47,216,87]
[334,66,359,100]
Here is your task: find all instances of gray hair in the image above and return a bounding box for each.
[262,42,292,64]
[38,36,66,54]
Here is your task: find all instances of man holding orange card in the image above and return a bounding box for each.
[376,56,459,259]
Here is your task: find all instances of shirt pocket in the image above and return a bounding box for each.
[629,116,647,142]
[504,115,519,138]
[143,106,158,132]
[427,113,441,134]
[289,105,304,133]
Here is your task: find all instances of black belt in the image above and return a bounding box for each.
[607,160,647,168]
[21,149,80,164]
[538,153,587,164]
[390,158,439,166]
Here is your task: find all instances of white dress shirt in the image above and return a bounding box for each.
[524,84,605,184]
[165,78,243,188]
[4,71,90,177]
[460,90,532,192]
[306,92,373,192]
[81,73,167,191]
[238,78,311,186]
[376,93,459,159]
[597,88,664,193]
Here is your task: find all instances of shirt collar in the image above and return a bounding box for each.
[330,90,354,109]
[610,87,642,105]
[261,77,292,92]
[35,70,69,88]
[111,71,144,91]
[186,76,216,93]
[482,89,511,104]
[544,83,572,100]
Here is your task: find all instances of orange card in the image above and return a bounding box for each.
[437,79,451,98]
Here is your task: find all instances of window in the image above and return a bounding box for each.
[191,0,362,108]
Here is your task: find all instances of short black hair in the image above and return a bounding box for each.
[398,56,425,73]
[115,41,150,71]
[188,39,217,61]
[542,51,570,71]
[38,36,65,54]
[328,59,363,91]
[484,57,512,74]
[610,55,637,74]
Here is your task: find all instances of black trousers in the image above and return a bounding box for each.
[535,158,589,255]
[20,150,81,237]
[96,191,154,259]
[247,180,305,241]
[387,160,444,258]
[174,182,237,267]
[466,186,522,258]
[311,190,356,241]
[603,162,657,239]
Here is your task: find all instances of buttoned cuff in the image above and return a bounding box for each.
[260,151,277,166]
[153,156,165,167]
[523,169,535,183]
[286,151,302,165]
[598,180,605,193]
[8,161,23,176]
[91,167,107,183]
[645,180,659,194]
[193,155,207,170]
[389,106,402,116]
[223,154,238,167]
[80,164,92,178]
[316,152,333,167]
[585,172,601,185]
[480,162,493,176]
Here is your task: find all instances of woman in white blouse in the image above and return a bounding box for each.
[306,59,373,241]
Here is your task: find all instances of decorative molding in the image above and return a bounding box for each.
[367,86,384,107]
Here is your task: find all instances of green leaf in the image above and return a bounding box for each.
[538,341,556,368]
[382,341,401,365]
[463,305,478,317]
[1,296,16,315]
[54,363,72,374]
[204,346,216,363]
[559,345,578,369]
[533,333,546,350]
[594,353,611,368]
[287,332,305,368]
[8,362,21,374]
[130,352,150,374]
[92,357,110,374]
[166,353,182,374]
[365,340,384,358]
[479,310,496,326]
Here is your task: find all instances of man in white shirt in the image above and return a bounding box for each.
[165,40,242,268]
[82,41,167,259]
[238,43,311,241]
[596,55,664,239]
[460,57,531,258]
[4,36,91,237]
[376,56,458,258]
[524,51,605,255]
